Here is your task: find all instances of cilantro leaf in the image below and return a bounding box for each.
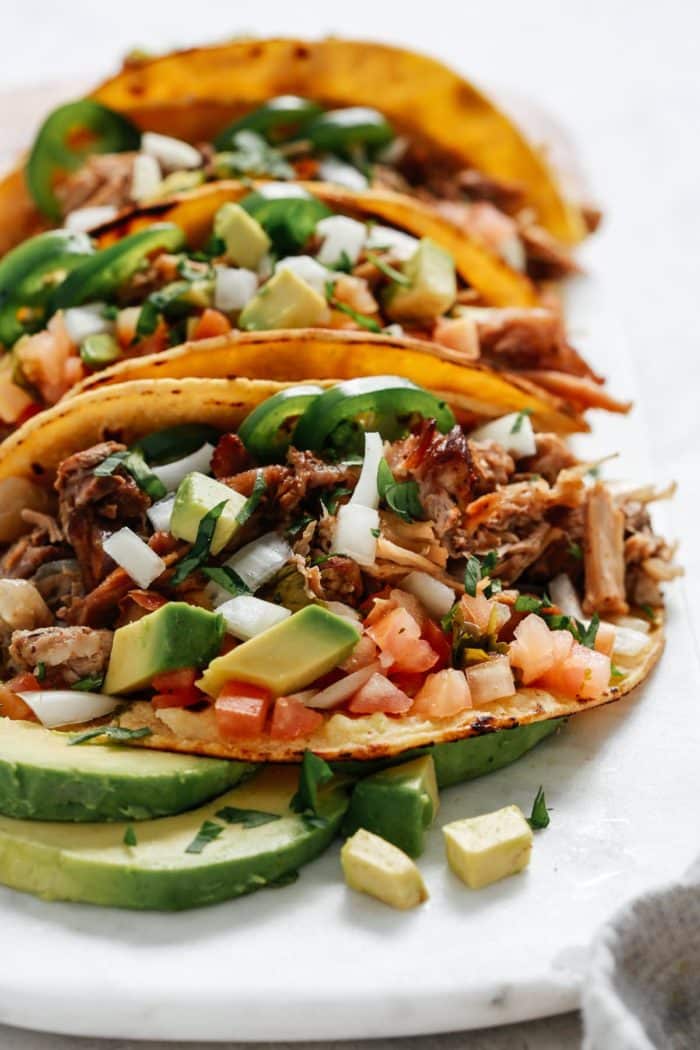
[185,820,224,854]
[610,664,625,682]
[322,485,353,516]
[527,786,550,830]
[94,449,167,502]
[514,593,548,613]
[72,674,105,692]
[35,661,46,682]
[464,551,499,598]
[573,612,600,649]
[291,751,334,817]
[123,825,137,847]
[365,251,411,286]
[202,566,251,597]
[69,726,152,747]
[510,408,533,434]
[640,603,657,622]
[236,470,267,526]
[171,501,228,585]
[376,459,424,523]
[215,806,281,829]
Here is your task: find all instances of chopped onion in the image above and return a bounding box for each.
[147,494,175,533]
[466,657,516,705]
[19,690,119,729]
[324,601,361,625]
[317,156,368,192]
[316,214,367,267]
[223,532,292,593]
[141,132,202,171]
[275,255,334,296]
[350,432,384,510]
[364,225,418,261]
[549,573,584,619]
[499,234,527,273]
[609,614,651,634]
[218,595,291,640]
[383,323,405,338]
[376,136,409,165]
[103,527,165,588]
[214,267,258,311]
[257,182,311,199]
[613,626,652,660]
[64,205,118,232]
[304,661,381,710]
[63,302,112,344]
[402,571,455,618]
[332,503,379,567]
[131,153,162,202]
[470,412,537,458]
[151,443,215,492]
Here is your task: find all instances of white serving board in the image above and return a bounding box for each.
[0,91,698,1043]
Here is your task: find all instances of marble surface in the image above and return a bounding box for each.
[0,1,698,1047]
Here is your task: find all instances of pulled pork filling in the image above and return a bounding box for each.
[0,414,679,737]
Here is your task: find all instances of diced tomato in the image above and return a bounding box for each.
[191,308,233,341]
[459,592,495,634]
[388,671,426,698]
[595,620,616,657]
[348,672,412,714]
[432,316,479,358]
[508,613,555,684]
[125,589,168,613]
[293,157,320,179]
[152,687,202,710]
[215,680,272,739]
[539,643,611,701]
[0,684,37,721]
[270,696,324,740]
[367,607,438,674]
[363,588,425,628]
[152,668,197,692]
[7,673,41,692]
[412,669,472,718]
[340,632,379,672]
[421,618,451,670]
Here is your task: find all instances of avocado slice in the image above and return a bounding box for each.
[104,602,224,695]
[239,268,329,331]
[198,605,360,698]
[343,755,439,857]
[0,718,252,822]
[170,471,247,555]
[384,237,457,322]
[214,202,271,270]
[0,766,348,910]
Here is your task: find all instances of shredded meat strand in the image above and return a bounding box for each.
[583,482,629,616]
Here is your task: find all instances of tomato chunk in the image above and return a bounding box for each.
[215,680,271,739]
[152,668,197,692]
[348,672,412,714]
[192,308,232,341]
[539,643,611,701]
[420,618,451,670]
[508,613,555,684]
[0,684,37,721]
[270,696,324,740]
[412,668,472,718]
[152,688,202,710]
[367,607,438,674]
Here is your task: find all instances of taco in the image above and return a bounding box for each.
[0,181,625,434]
[0,374,677,765]
[0,38,589,268]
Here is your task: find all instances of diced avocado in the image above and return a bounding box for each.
[0,766,348,910]
[156,169,205,198]
[239,268,329,331]
[0,718,251,822]
[384,237,457,322]
[343,755,439,857]
[198,605,359,698]
[341,828,428,910]
[170,471,247,555]
[214,202,271,270]
[443,804,533,890]
[104,602,224,695]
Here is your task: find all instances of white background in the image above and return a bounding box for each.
[0,1,698,1047]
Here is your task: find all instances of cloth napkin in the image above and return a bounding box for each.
[582,858,700,1049]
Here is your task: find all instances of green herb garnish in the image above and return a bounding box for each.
[464,551,498,598]
[365,251,410,286]
[171,501,227,585]
[640,603,657,622]
[123,825,137,847]
[236,471,267,526]
[185,819,224,855]
[370,527,380,538]
[291,750,334,818]
[72,674,105,692]
[610,664,625,682]
[325,280,381,333]
[323,485,353,515]
[573,612,600,649]
[377,458,424,523]
[202,566,251,597]
[567,542,583,560]
[94,449,167,502]
[215,806,281,829]
[35,661,46,682]
[527,786,550,830]
[510,408,533,434]
[69,726,152,747]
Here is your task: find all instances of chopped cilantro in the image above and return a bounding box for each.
[236,470,267,526]
[72,674,105,692]
[567,542,583,560]
[101,304,119,320]
[527,786,550,830]
[610,664,625,682]
[510,408,533,434]
[377,459,424,523]
[323,485,353,515]
[215,806,281,829]
[291,751,334,818]
[35,661,46,682]
[202,566,250,597]
[514,593,549,613]
[464,551,499,598]
[573,612,600,649]
[69,726,152,747]
[123,825,137,847]
[171,501,228,585]
[370,527,381,538]
[94,449,167,502]
[587,465,601,479]
[185,820,224,855]
[331,250,353,273]
[640,603,657,622]
[365,251,410,286]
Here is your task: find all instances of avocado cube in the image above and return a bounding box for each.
[170,472,247,555]
[384,237,457,322]
[197,605,359,697]
[343,755,439,857]
[341,828,428,910]
[443,804,533,890]
[239,268,329,331]
[214,202,270,270]
[104,603,224,695]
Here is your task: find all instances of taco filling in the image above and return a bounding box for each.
[0,377,677,761]
[0,185,620,431]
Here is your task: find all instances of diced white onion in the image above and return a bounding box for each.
[376,135,409,165]
[383,323,405,338]
[63,303,112,345]
[499,234,527,273]
[365,225,419,261]
[316,214,367,267]
[257,253,274,279]
[324,601,361,624]
[609,614,651,634]
[151,444,215,492]
[147,494,175,533]
[318,156,368,192]
[332,503,379,567]
[470,412,537,458]
[257,182,311,199]
[131,153,162,202]
[214,267,258,311]
[613,626,652,660]
[222,532,292,593]
[141,132,202,171]
[103,527,165,588]
[350,432,384,510]
[466,657,516,705]
[64,205,118,232]
[19,690,119,729]
[402,571,455,618]
[218,594,291,640]
[304,661,381,710]
[275,255,334,296]
[549,573,584,619]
